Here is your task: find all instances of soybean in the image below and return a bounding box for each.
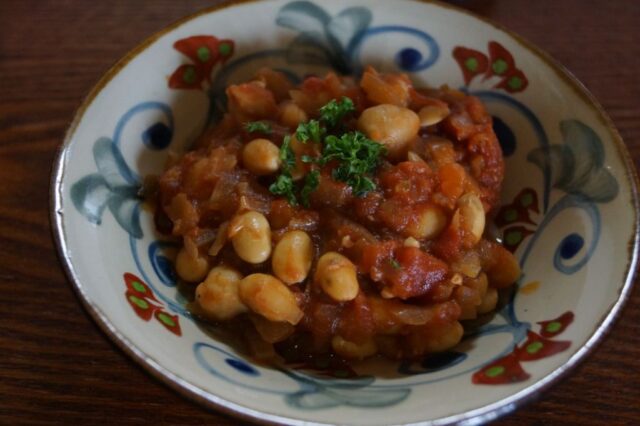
[175,247,209,282]
[357,104,419,158]
[229,211,272,264]
[239,273,303,325]
[272,230,313,284]
[195,266,246,320]
[242,138,281,176]
[314,252,359,302]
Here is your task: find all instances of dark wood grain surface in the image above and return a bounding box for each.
[1,0,639,424]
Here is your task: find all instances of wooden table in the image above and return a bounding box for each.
[1,0,638,424]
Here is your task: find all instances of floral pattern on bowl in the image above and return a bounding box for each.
[51,1,638,425]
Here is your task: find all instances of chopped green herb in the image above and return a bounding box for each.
[319,97,355,128]
[389,258,401,270]
[269,173,297,206]
[300,154,316,164]
[320,131,385,196]
[244,121,272,134]
[300,170,320,208]
[279,135,296,172]
[268,98,384,207]
[295,119,324,144]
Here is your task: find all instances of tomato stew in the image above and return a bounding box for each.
[154,66,520,362]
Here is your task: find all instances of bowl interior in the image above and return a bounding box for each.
[53,0,637,425]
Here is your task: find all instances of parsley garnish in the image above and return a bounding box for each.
[269,135,298,205]
[319,97,355,128]
[279,135,296,172]
[244,121,272,134]
[269,174,297,206]
[295,120,324,144]
[389,258,402,270]
[295,97,354,143]
[300,170,320,208]
[268,98,384,206]
[319,131,385,196]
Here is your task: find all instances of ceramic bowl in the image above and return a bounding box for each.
[51,0,639,424]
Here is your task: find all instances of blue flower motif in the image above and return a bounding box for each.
[274,1,439,75]
[276,1,372,74]
[527,119,619,203]
[71,137,143,238]
[71,101,174,239]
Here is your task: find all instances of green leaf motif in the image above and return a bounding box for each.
[157,312,176,327]
[219,42,232,56]
[465,57,478,72]
[197,46,211,62]
[492,59,508,74]
[129,295,149,310]
[132,281,146,293]
[183,66,197,84]
[526,341,544,354]
[485,366,505,377]
[546,321,562,332]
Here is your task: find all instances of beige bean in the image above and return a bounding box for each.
[450,273,463,286]
[272,230,313,284]
[424,321,464,353]
[249,314,295,343]
[229,211,272,263]
[279,101,309,128]
[405,321,464,357]
[477,287,498,314]
[466,272,489,297]
[403,236,420,248]
[418,104,450,127]
[331,335,378,360]
[451,251,482,278]
[238,273,303,324]
[341,235,354,248]
[175,247,209,282]
[405,204,447,240]
[455,193,485,244]
[242,138,281,176]
[357,104,420,158]
[314,252,359,302]
[486,245,521,289]
[195,266,246,320]
[455,285,481,320]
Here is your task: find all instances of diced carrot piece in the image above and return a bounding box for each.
[226,81,278,122]
[438,162,466,200]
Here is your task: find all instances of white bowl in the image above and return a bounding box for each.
[51,0,639,424]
